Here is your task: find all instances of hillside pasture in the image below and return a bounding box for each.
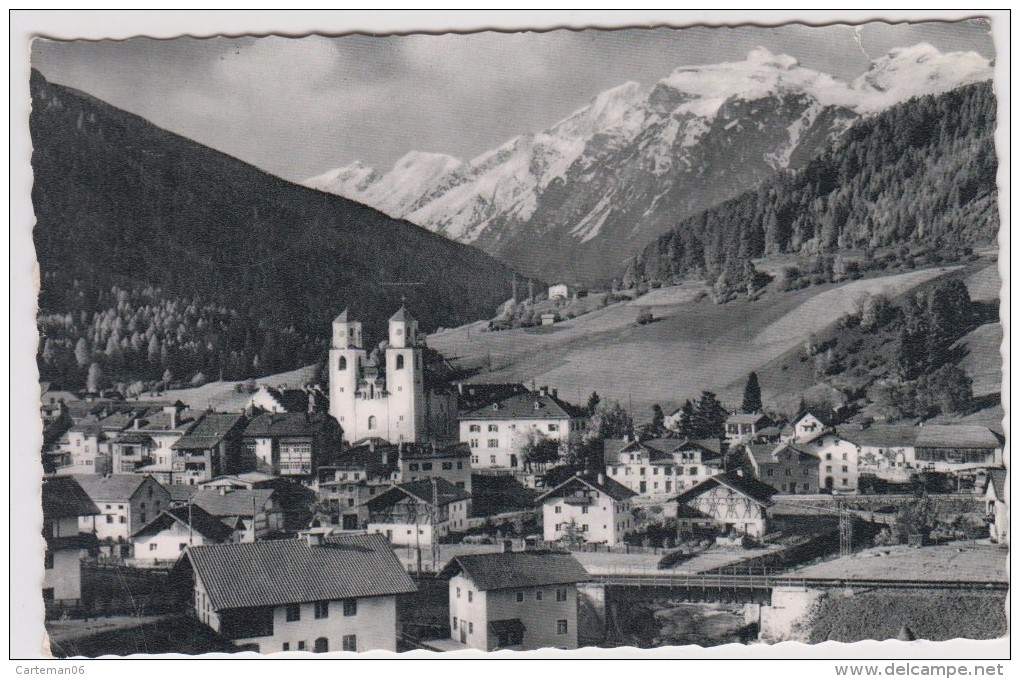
[956,323,1003,398]
[133,364,318,412]
[964,262,1001,302]
[429,268,960,416]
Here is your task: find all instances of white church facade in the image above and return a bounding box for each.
[328,306,455,445]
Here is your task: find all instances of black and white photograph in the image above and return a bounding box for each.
[12,10,1009,663]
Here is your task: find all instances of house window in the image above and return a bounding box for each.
[640,467,646,476]
[368,416,377,430]
[442,462,453,470]
[488,439,498,448]
[282,643,290,651]
[42,588,54,601]
[468,591,473,602]
[456,587,461,599]
[119,516,126,524]
[314,601,329,619]
[490,456,496,464]
[548,424,559,432]
[470,439,479,449]
[842,466,849,473]
[557,620,568,635]
[338,356,347,370]
[470,425,481,432]
[396,355,405,370]
[842,453,848,461]
[803,483,810,491]
[106,515,113,524]
[516,592,524,603]
[422,463,433,471]
[409,463,419,472]
[536,590,543,601]
[488,424,499,432]
[285,604,301,622]
[826,453,832,460]
[554,506,562,514]
[457,461,464,469]
[314,638,329,653]
[556,588,567,602]
[148,543,158,552]
[44,551,54,569]
[471,456,479,464]
[452,616,458,629]
[842,478,849,486]
[343,599,357,616]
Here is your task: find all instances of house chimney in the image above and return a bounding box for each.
[369,438,376,453]
[540,386,548,397]
[502,539,514,553]
[552,389,558,399]
[307,391,316,414]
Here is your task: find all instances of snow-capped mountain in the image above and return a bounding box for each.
[306,44,993,283]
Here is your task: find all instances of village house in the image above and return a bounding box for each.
[42,476,100,609]
[110,431,154,474]
[189,487,285,542]
[984,469,1008,545]
[740,442,819,495]
[365,478,471,547]
[535,472,637,545]
[440,550,589,652]
[395,441,473,492]
[782,408,834,443]
[132,505,241,565]
[835,424,919,483]
[315,442,396,530]
[180,533,417,653]
[169,412,249,485]
[199,471,279,491]
[242,411,344,478]
[74,474,171,558]
[798,430,860,494]
[725,413,774,444]
[547,283,572,300]
[136,405,200,481]
[61,419,110,475]
[540,312,557,326]
[672,471,777,539]
[604,437,724,499]
[458,387,587,470]
[912,425,1004,473]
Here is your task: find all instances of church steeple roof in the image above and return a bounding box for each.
[333,308,350,324]
[389,305,414,323]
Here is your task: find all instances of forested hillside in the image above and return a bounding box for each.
[626,82,998,286]
[30,70,519,390]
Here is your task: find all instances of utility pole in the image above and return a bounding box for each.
[838,501,853,558]
[431,477,440,572]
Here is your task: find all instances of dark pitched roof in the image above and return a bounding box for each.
[667,438,724,457]
[74,474,161,503]
[672,471,777,508]
[172,413,246,450]
[440,551,589,591]
[113,432,153,445]
[333,308,349,324]
[389,306,414,323]
[455,383,529,411]
[42,476,100,519]
[460,390,586,420]
[398,441,471,460]
[242,412,336,438]
[914,425,1004,449]
[190,488,275,518]
[835,424,919,448]
[792,408,834,428]
[133,505,236,541]
[366,478,470,511]
[139,411,197,434]
[166,484,200,504]
[745,442,816,466]
[535,472,638,504]
[46,533,100,551]
[185,534,416,611]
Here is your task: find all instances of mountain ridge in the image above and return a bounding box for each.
[306,44,993,284]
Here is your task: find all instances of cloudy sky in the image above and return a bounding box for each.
[31,19,994,183]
